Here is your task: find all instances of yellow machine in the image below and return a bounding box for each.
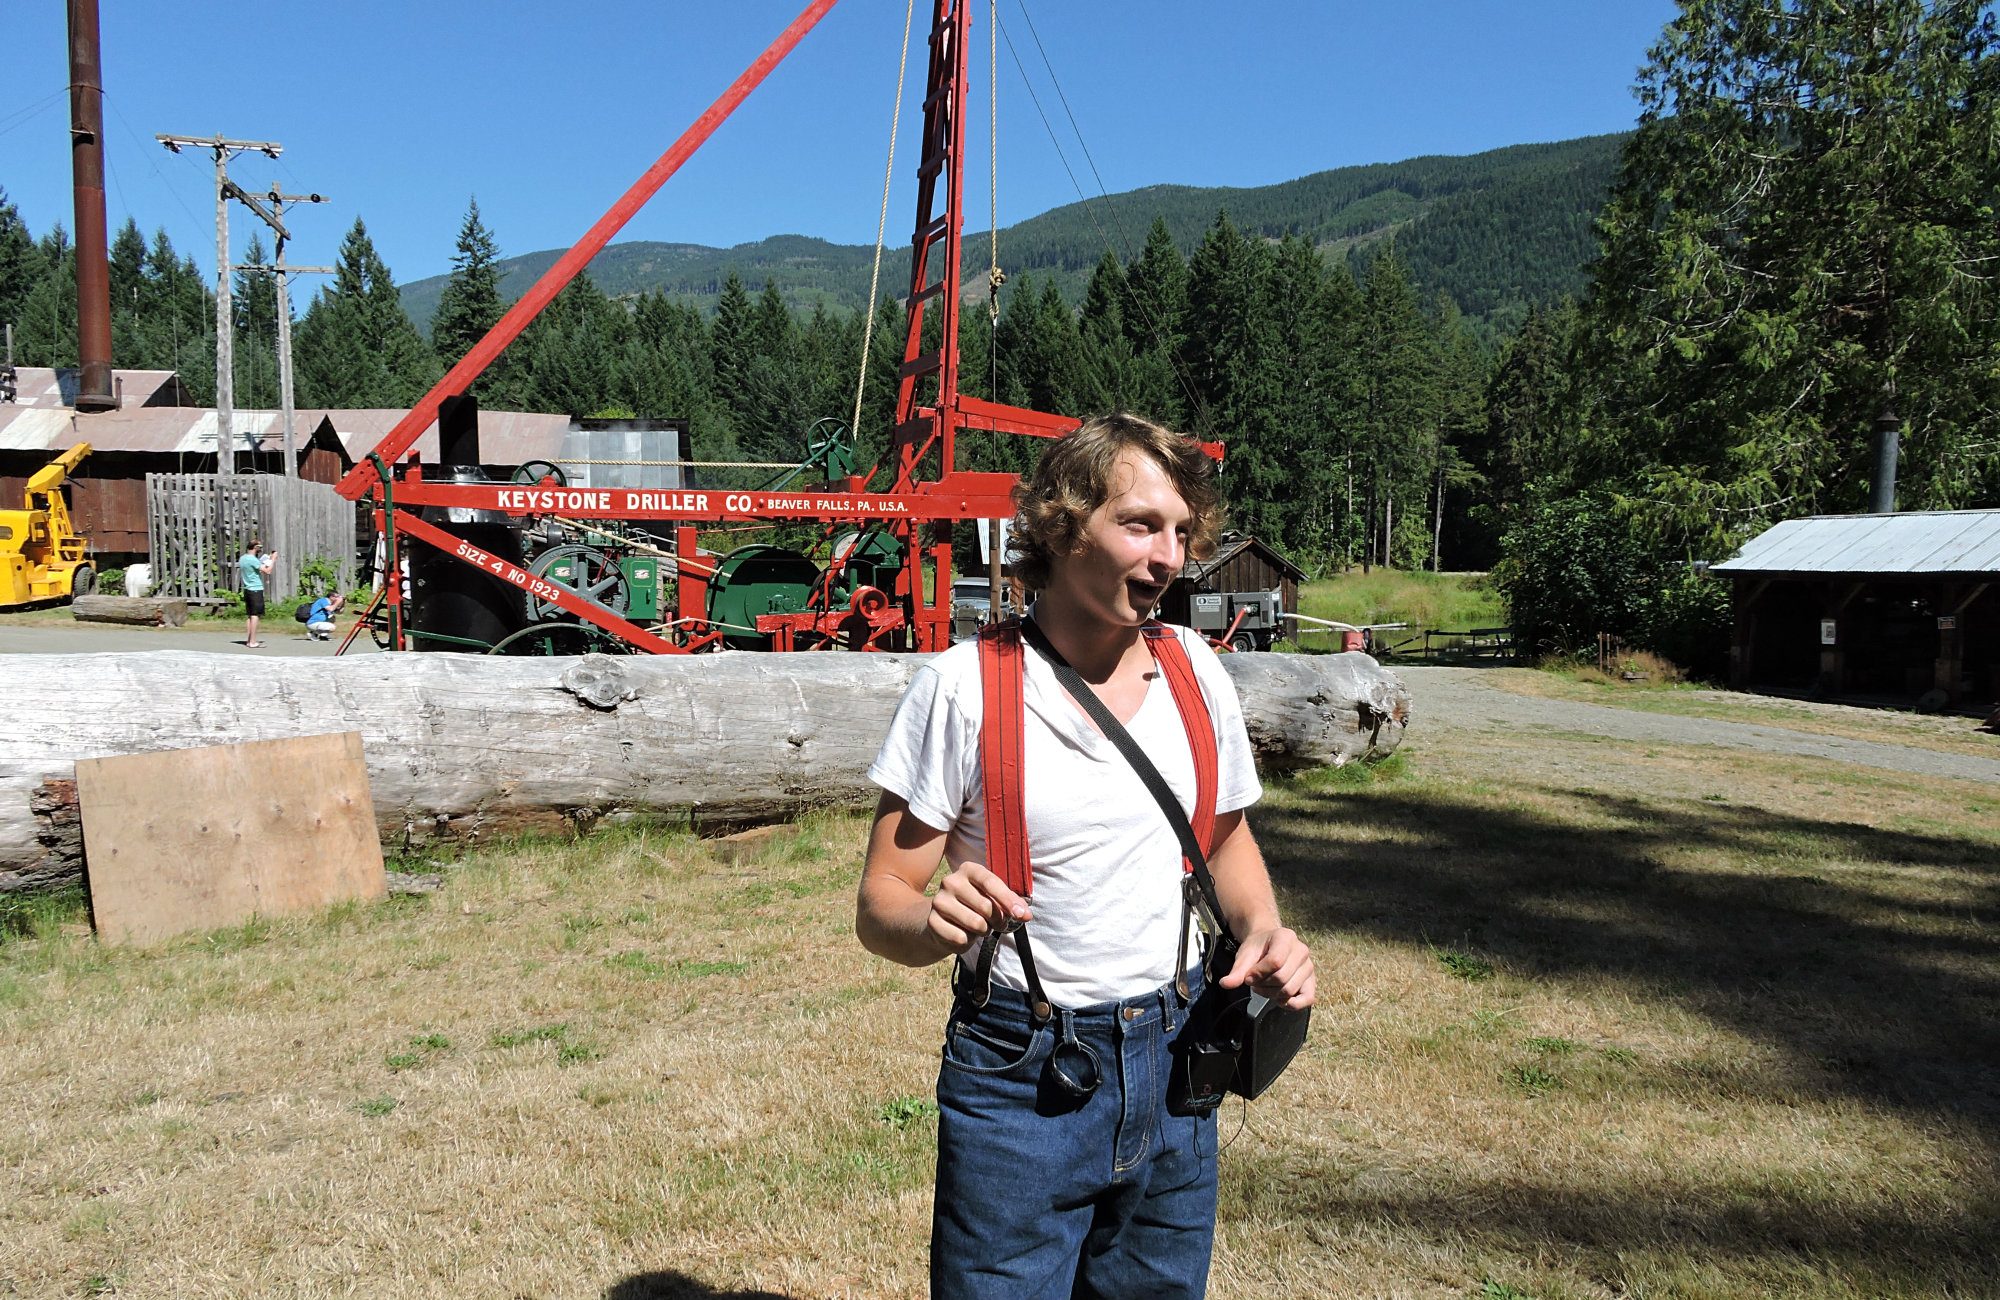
[0,442,96,607]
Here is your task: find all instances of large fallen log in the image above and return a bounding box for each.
[71,595,189,627]
[0,649,1409,893]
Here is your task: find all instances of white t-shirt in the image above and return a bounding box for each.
[867,623,1262,1006]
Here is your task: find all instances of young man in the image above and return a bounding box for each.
[857,413,1315,1299]
[304,590,345,641]
[238,540,274,648]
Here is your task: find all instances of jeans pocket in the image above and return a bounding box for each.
[941,1017,1045,1077]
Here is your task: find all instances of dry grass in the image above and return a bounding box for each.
[4,735,1996,1298]
[1495,666,2000,762]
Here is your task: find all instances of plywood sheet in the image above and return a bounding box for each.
[76,731,385,945]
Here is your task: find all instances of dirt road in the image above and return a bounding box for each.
[1398,665,2000,785]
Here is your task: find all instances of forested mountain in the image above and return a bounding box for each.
[397,134,1625,338]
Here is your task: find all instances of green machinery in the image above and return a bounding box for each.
[705,529,903,649]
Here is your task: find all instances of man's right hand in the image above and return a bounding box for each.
[858,792,1031,968]
[925,862,1031,954]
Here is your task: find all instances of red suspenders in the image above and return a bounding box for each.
[976,619,1218,898]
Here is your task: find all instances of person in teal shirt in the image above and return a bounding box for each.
[238,540,273,647]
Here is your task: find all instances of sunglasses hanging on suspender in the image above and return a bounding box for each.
[1018,618,1310,1117]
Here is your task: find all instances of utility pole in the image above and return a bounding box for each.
[155,133,281,478]
[228,187,331,481]
[216,187,331,585]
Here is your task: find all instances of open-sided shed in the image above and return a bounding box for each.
[1711,509,1999,707]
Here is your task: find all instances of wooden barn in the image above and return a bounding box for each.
[1711,509,1999,709]
[1157,533,1308,651]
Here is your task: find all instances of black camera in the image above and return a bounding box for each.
[1168,935,1311,1117]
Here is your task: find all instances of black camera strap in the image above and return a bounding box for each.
[1019,618,1236,956]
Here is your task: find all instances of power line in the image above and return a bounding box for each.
[995,4,1213,431]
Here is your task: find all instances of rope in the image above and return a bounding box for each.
[989,0,1001,326]
[554,458,798,469]
[989,0,1002,432]
[852,0,919,442]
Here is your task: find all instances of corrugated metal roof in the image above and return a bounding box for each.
[0,402,570,464]
[1712,510,2000,576]
[0,403,291,456]
[7,366,187,409]
[324,409,573,464]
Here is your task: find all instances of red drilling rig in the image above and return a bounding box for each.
[334,1,1217,656]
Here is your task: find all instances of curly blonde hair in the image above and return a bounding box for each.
[1007,412,1223,592]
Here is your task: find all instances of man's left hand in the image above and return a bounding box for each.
[1221,926,1316,1010]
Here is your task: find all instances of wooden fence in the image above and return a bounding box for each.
[146,474,356,601]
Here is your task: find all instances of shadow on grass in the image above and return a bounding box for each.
[1251,779,2000,1283]
[1259,782,2000,1138]
[1228,1147,1999,1292]
[606,1272,790,1300]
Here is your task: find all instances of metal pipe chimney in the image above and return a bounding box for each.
[1870,403,1900,514]
[68,0,116,411]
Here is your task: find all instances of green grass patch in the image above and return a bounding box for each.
[1284,751,1409,791]
[555,1040,603,1068]
[1297,569,1504,645]
[489,1023,570,1049]
[353,1096,398,1118]
[1479,1281,1540,1300]
[670,958,749,980]
[0,885,87,943]
[1510,1064,1563,1095]
[605,950,667,978]
[876,1095,938,1128]
[1436,949,1495,982]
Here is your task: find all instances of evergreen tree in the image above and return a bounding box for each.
[620,291,711,430]
[1260,235,1347,560]
[139,232,216,401]
[517,273,620,417]
[708,272,755,449]
[1584,0,2000,546]
[741,280,811,459]
[1181,211,1263,438]
[107,218,147,338]
[232,233,281,410]
[1120,217,1190,424]
[1428,296,1491,571]
[1354,243,1440,568]
[429,198,509,401]
[0,188,40,335]
[1076,252,1137,413]
[295,218,437,407]
[16,225,76,367]
[1477,301,1583,511]
[1184,213,1295,546]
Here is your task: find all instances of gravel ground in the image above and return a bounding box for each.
[0,621,377,657]
[1397,665,2000,785]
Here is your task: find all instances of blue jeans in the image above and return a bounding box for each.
[931,969,1218,1299]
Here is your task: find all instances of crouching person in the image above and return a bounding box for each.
[856,413,1316,1299]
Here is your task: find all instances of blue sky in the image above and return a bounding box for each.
[5,1,1677,296]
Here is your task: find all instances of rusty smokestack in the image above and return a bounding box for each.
[68,0,116,412]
